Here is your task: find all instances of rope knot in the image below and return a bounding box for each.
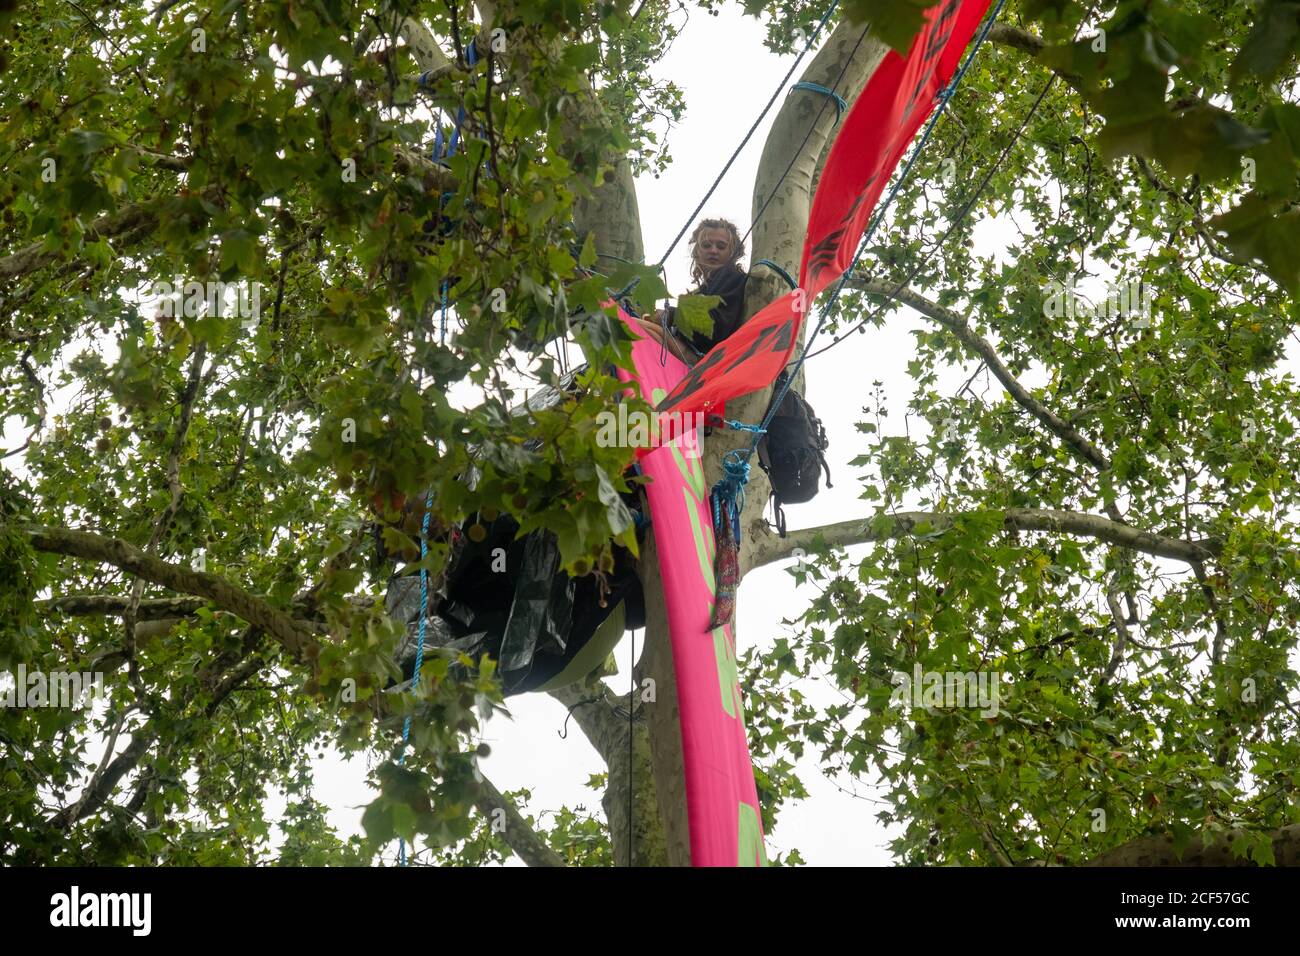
[715,448,752,510]
[707,450,752,552]
[791,80,849,121]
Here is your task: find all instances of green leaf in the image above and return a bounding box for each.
[843,0,936,54]
[578,231,597,270]
[627,273,668,316]
[672,293,720,338]
[1230,2,1300,87]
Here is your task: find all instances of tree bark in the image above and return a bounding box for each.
[23,524,320,660]
[634,533,693,866]
[1083,825,1300,866]
[471,774,565,867]
[548,679,666,866]
[747,508,1221,571]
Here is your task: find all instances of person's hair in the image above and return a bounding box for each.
[688,218,745,286]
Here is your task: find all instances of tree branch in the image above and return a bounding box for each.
[43,593,213,619]
[1099,578,1130,690]
[957,801,1013,866]
[1192,558,1230,666]
[40,591,374,622]
[22,525,321,662]
[750,508,1220,571]
[846,277,1147,624]
[1132,157,1251,269]
[393,144,458,192]
[471,774,565,867]
[841,273,1146,665]
[53,728,155,829]
[986,24,1048,57]
[846,274,1112,471]
[122,341,208,705]
[0,189,216,281]
[398,15,454,80]
[59,626,268,831]
[59,708,130,827]
[986,24,1082,91]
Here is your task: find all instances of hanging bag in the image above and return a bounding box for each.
[756,370,832,536]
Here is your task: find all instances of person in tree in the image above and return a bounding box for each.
[641,217,749,364]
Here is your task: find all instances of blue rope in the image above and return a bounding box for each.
[708,451,750,547]
[611,275,642,302]
[707,0,1008,511]
[791,81,848,120]
[439,279,448,345]
[431,39,480,165]
[752,258,798,291]
[606,262,666,315]
[396,487,435,867]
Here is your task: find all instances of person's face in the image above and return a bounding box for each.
[695,227,732,271]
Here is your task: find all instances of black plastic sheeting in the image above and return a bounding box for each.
[386,509,646,696]
[383,364,648,696]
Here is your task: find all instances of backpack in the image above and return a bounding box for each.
[757,371,831,536]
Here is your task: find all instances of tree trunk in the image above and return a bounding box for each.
[634,532,693,865]
[633,19,889,865]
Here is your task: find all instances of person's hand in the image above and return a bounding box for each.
[639,318,693,364]
[640,318,668,348]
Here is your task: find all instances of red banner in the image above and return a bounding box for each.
[657,0,993,416]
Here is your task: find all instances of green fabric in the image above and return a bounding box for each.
[531,600,627,693]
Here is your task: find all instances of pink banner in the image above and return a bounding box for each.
[613,305,766,867]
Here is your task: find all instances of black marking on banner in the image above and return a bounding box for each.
[660,309,798,412]
[902,0,962,117]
